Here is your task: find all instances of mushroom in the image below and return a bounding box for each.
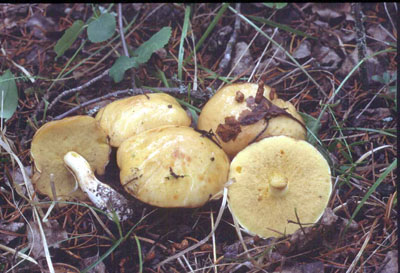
[95,93,191,147]
[197,82,306,158]
[30,116,111,202]
[64,151,133,221]
[227,135,332,238]
[117,125,230,208]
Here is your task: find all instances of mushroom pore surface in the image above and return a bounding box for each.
[228,136,332,238]
[30,116,110,202]
[117,125,230,208]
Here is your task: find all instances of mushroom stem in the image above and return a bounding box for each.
[269,175,288,196]
[64,151,133,222]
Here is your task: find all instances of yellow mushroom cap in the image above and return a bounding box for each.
[117,125,230,208]
[95,93,191,147]
[197,83,305,158]
[265,98,306,140]
[228,136,332,238]
[30,116,111,202]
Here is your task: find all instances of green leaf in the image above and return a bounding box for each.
[0,70,18,120]
[54,20,85,59]
[299,112,321,143]
[109,56,138,83]
[87,13,116,43]
[263,3,288,9]
[109,27,172,83]
[133,26,172,64]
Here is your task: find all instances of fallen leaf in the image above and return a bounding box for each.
[208,25,233,52]
[293,40,311,59]
[27,220,68,259]
[367,25,393,43]
[0,222,25,244]
[231,42,254,76]
[313,46,341,71]
[216,116,242,142]
[378,250,398,273]
[274,261,324,273]
[80,254,108,273]
[311,3,352,21]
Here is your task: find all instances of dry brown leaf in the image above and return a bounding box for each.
[273,261,324,273]
[293,40,312,59]
[0,222,25,244]
[27,220,68,259]
[378,250,398,273]
[311,3,353,21]
[232,42,254,76]
[80,254,108,273]
[313,46,341,70]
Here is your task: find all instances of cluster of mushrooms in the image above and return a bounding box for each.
[30,82,332,239]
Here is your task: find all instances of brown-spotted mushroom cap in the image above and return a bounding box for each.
[30,116,111,202]
[95,93,191,147]
[117,125,230,208]
[197,83,306,158]
[228,136,332,238]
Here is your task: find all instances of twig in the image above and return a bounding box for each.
[217,3,241,74]
[352,3,369,87]
[118,3,136,89]
[52,87,210,120]
[345,218,378,273]
[383,3,396,34]
[48,69,110,110]
[118,4,129,57]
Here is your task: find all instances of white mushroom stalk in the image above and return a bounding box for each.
[64,151,133,222]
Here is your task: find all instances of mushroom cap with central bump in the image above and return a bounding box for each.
[197,83,306,158]
[228,136,332,238]
[30,116,111,202]
[95,93,191,147]
[117,125,230,208]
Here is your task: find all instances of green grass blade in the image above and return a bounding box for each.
[134,235,143,273]
[310,48,397,144]
[178,6,191,81]
[228,6,325,100]
[332,127,397,138]
[344,159,397,235]
[183,3,230,65]
[248,15,317,39]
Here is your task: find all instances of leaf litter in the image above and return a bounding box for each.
[0,3,397,272]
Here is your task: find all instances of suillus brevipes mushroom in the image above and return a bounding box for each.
[228,135,332,238]
[197,82,306,158]
[64,151,133,221]
[117,125,230,208]
[30,116,111,203]
[95,93,191,147]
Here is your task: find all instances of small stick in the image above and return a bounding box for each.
[52,87,209,120]
[352,3,369,87]
[48,69,110,111]
[217,3,241,74]
[118,4,129,57]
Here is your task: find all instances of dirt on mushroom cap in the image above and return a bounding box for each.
[117,125,230,208]
[228,135,332,239]
[30,116,111,202]
[197,83,306,158]
[95,93,191,147]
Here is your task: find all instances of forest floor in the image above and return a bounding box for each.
[0,3,397,273]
